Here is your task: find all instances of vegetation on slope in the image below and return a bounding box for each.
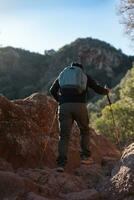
[91,65,134,146]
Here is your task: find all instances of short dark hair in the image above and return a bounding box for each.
[71,62,83,69]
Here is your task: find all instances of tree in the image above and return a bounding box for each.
[119,0,134,40]
[120,65,134,99]
[94,101,134,146]
[92,66,134,147]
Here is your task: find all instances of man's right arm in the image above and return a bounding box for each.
[49,78,60,102]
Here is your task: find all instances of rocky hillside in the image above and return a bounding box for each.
[0,38,133,100]
[0,93,134,200]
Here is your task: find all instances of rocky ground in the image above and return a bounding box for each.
[0,93,133,200]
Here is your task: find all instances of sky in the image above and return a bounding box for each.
[0,0,133,55]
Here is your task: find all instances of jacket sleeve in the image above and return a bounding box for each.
[87,74,108,95]
[49,78,60,102]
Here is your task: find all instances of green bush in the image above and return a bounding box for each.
[92,66,134,146]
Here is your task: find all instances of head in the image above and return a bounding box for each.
[71,62,83,69]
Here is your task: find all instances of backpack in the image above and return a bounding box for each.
[58,66,87,94]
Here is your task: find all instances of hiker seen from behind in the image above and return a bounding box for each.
[50,62,110,172]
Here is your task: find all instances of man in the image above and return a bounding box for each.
[50,62,110,172]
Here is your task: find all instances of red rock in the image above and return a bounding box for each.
[0,93,120,170]
[0,169,57,199]
[0,171,39,199]
[17,167,86,196]
[0,93,133,200]
[0,167,97,200]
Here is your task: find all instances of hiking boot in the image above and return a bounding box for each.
[81,156,94,165]
[56,166,65,173]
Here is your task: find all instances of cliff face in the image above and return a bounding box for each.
[0,38,133,100]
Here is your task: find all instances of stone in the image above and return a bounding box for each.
[99,143,134,200]
[60,189,100,200]
[0,93,120,170]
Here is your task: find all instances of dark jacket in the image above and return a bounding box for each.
[50,73,108,104]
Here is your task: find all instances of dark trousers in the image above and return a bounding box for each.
[57,103,91,166]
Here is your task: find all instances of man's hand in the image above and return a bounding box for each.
[106,88,111,94]
[104,85,111,94]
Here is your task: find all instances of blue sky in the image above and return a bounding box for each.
[0,0,133,55]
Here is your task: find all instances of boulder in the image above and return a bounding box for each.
[0,93,120,170]
[0,167,99,200]
[0,171,40,200]
[99,143,134,200]
[17,167,86,197]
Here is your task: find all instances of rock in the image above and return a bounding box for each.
[101,156,119,177]
[0,158,13,172]
[0,169,54,199]
[0,171,22,198]
[0,161,101,200]
[60,189,100,200]
[0,93,120,170]
[14,93,58,135]
[17,167,86,197]
[0,171,39,200]
[25,192,50,200]
[1,92,133,199]
[0,94,57,169]
[99,143,134,200]
[75,164,104,188]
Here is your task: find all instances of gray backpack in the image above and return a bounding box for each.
[58,66,87,94]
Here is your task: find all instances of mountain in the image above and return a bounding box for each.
[0,37,133,100]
